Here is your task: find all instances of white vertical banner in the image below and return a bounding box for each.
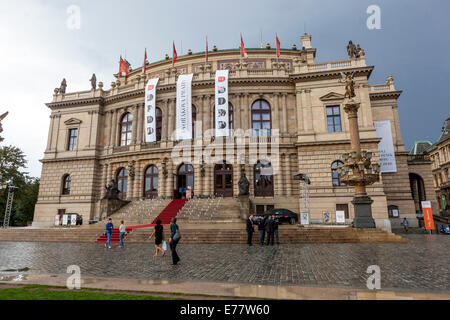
[374,120,397,173]
[176,74,194,140]
[145,78,159,143]
[215,70,229,137]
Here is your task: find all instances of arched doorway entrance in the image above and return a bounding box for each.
[214,161,233,197]
[177,163,194,199]
[117,168,128,200]
[144,165,158,199]
[409,173,426,213]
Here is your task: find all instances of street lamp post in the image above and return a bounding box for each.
[338,100,380,228]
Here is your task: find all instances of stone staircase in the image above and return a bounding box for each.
[100,198,171,227]
[125,224,408,244]
[176,197,241,223]
[0,228,103,243]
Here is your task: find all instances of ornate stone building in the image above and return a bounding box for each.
[33,34,435,230]
[429,118,450,213]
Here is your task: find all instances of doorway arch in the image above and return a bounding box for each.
[177,163,194,199]
[214,161,233,197]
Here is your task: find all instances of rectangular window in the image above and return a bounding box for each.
[326,106,342,132]
[67,129,78,151]
[336,204,349,219]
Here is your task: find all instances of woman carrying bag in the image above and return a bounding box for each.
[148,219,165,258]
[169,217,181,265]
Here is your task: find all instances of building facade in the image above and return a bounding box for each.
[33,34,435,230]
[429,119,450,213]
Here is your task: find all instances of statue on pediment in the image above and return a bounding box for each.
[90,73,97,90]
[59,78,67,94]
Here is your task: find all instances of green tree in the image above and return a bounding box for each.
[0,145,39,226]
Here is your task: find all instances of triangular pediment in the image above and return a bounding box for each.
[320,92,345,102]
[64,118,82,125]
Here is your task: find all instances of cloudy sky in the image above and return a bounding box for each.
[0,0,449,177]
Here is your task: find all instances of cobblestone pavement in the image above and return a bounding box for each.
[0,235,448,292]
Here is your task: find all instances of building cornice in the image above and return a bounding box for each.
[289,66,374,82]
[369,90,403,101]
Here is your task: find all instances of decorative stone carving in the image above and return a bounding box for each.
[128,160,136,178]
[300,47,308,63]
[238,173,250,196]
[340,72,356,100]
[90,73,97,90]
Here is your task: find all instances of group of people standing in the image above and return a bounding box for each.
[104,217,181,265]
[246,215,280,246]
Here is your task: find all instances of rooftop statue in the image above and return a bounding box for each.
[347,40,357,59]
[0,111,8,143]
[59,78,67,94]
[90,73,97,90]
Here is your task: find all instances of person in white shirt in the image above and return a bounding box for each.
[119,220,127,248]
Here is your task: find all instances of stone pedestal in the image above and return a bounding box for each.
[99,199,130,220]
[352,196,376,228]
[238,195,250,220]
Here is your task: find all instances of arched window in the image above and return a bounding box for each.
[254,160,274,197]
[251,99,271,136]
[155,107,162,142]
[192,105,197,138]
[177,163,194,199]
[144,165,159,199]
[120,113,133,146]
[214,103,234,132]
[62,174,71,195]
[331,161,345,186]
[117,168,128,200]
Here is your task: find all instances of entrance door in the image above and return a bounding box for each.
[177,163,194,199]
[214,162,233,197]
[117,168,128,200]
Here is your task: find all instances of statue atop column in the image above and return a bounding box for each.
[90,73,97,90]
[59,78,67,94]
[0,111,8,143]
[103,179,120,200]
[238,173,250,196]
[340,72,356,100]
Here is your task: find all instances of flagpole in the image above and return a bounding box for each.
[276,33,279,65]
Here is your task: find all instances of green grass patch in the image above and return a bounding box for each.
[0,284,180,300]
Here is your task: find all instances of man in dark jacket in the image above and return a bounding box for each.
[265,216,274,245]
[272,215,280,245]
[257,216,266,245]
[246,215,255,246]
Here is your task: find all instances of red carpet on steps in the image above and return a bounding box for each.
[95,199,188,244]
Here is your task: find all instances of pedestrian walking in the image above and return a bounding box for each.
[401,217,410,234]
[149,219,165,258]
[265,216,274,246]
[118,220,127,248]
[246,215,255,246]
[258,216,266,245]
[169,217,181,265]
[273,215,280,245]
[105,218,113,249]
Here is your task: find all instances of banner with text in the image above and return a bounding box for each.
[374,120,397,173]
[144,78,159,143]
[421,201,435,230]
[176,74,194,140]
[215,70,229,137]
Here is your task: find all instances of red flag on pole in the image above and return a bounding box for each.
[119,55,127,77]
[240,33,248,58]
[205,36,208,64]
[173,41,177,67]
[142,49,147,74]
[276,34,281,59]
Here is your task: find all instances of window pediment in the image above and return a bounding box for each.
[64,118,82,125]
[320,92,345,102]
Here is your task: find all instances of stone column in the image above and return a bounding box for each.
[295,89,304,135]
[282,94,288,135]
[204,95,212,133]
[162,99,169,142]
[136,103,144,144]
[194,164,201,197]
[272,93,280,132]
[111,109,119,147]
[304,89,313,132]
[275,153,283,196]
[245,94,251,131]
[102,163,109,198]
[285,154,292,196]
[167,99,175,141]
[133,161,142,199]
[233,94,240,131]
[166,161,174,198]
[52,114,61,151]
[131,105,138,145]
[46,115,55,151]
